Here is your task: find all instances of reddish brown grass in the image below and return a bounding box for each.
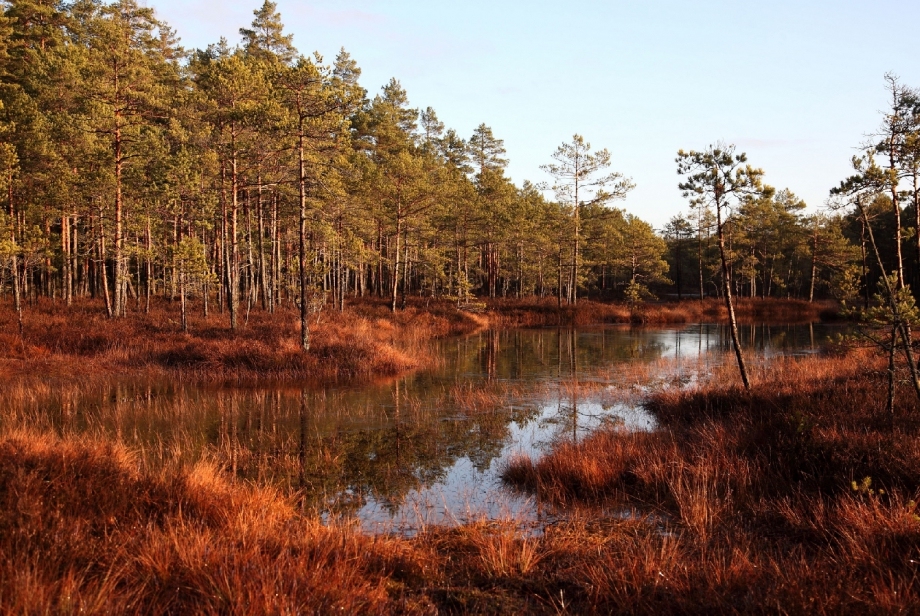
[501,350,920,612]
[0,431,434,613]
[0,298,833,382]
[1,296,831,384]
[3,350,919,613]
[0,297,486,384]
[486,296,836,327]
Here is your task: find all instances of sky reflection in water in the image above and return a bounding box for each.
[5,323,842,533]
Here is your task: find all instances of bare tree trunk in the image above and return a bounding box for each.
[572,173,580,306]
[887,100,905,289]
[257,178,268,310]
[229,147,240,331]
[113,109,125,318]
[145,215,152,313]
[203,236,209,319]
[63,214,72,306]
[270,193,278,313]
[391,214,402,313]
[98,202,113,318]
[180,270,187,333]
[298,123,310,350]
[377,223,384,298]
[218,165,225,315]
[401,229,410,310]
[913,170,920,294]
[557,249,563,308]
[73,220,81,299]
[716,198,750,390]
[8,177,22,337]
[698,208,705,300]
[860,217,870,310]
[857,194,920,404]
[244,191,255,324]
[809,217,819,303]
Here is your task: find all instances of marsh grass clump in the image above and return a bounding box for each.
[0,297,830,385]
[0,430,430,614]
[486,297,834,327]
[4,350,920,612]
[501,350,920,612]
[0,297,485,384]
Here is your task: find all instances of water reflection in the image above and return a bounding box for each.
[1,323,843,531]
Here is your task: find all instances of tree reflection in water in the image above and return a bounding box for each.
[0,323,846,528]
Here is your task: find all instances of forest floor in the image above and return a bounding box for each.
[0,295,836,383]
[3,349,919,613]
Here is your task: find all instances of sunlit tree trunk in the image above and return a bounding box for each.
[98,202,113,318]
[62,214,72,306]
[8,177,22,337]
[298,119,310,350]
[715,192,750,389]
[391,211,402,313]
[229,143,240,331]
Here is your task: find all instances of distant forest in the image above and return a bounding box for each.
[1,0,918,325]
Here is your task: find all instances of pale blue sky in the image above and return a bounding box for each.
[147,0,920,228]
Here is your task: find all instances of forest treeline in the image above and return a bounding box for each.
[0,0,917,341]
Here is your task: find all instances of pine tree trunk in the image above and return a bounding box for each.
[219,162,226,315]
[270,194,278,313]
[809,218,819,303]
[889,130,905,289]
[63,214,72,306]
[145,215,152,313]
[298,122,310,350]
[698,211,705,300]
[391,214,402,313]
[229,146,240,331]
[180,270,187,333]
[113,118,125,318]
[257,178,268,310]
[913,171,920,295]
[8,178,22,337]
[98,204,113,318]
[716,198,750,390]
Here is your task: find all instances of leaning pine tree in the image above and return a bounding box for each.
[676,143,767,390]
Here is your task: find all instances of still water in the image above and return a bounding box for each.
[3,323,841,533]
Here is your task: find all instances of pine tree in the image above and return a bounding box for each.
[664,215,693,300]
[193,48,269,330]
[542,134,634,304]
[239,0,296,64]
[76,0,176,317]
[276,55,345,349]
[677,143,767,390]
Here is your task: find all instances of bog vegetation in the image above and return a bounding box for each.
[4,352,920,613]
[6,0,920,613]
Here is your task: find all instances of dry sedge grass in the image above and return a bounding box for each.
[0,297,487,384]
[486,296,836,327]
[0,296,830,384]
[502,351,920,613]
[0,430,436,614]
[6,352,920,612]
